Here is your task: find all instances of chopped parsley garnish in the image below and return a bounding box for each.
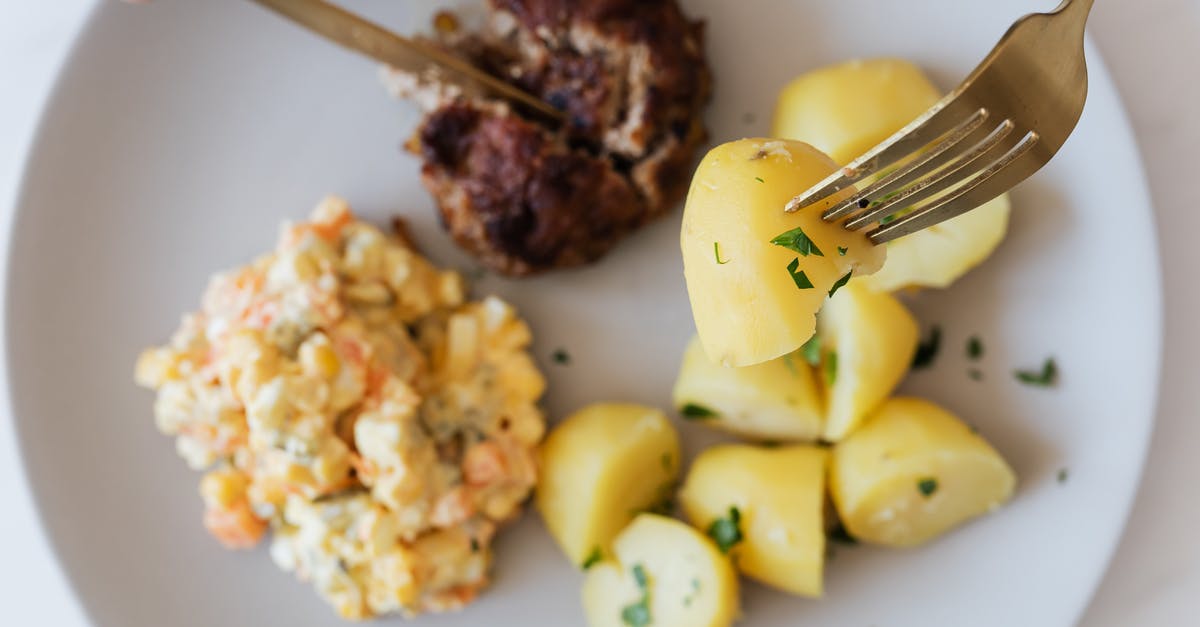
[1015,358,1058,387]
[755,176,765,183]
[799,336,822,367]
[879,213,899,225]
[470,538,480,553]
[828,270,852,298]
[621,564,652,627]
[714,242,730,265]
[1058,468,1069,484]
[581,546,603,570]
[552,348,571,365]
[707,507,744,554]
[917,477,939,498]
[967,336,984,360]
[786,258,815,290]
[823,351,839,386]
[829,523,859,545]
[771,227,825,257]
[683,578,701,607]
[912,326,942,369]
[837,246,848,256]
[681,403,719,420]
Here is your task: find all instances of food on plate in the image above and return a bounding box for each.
[816,281,919,441]
[681,138,885,368]
[134,198,546,619]
[536,403,681,567]
[582,514,739,627]
[772,58,1011,292]
[672,335,823,442]
[679,445,828,597]
[829,397,1016,548]
[384,0,712,276]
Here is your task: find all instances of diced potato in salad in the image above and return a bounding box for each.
[135,197,546,619]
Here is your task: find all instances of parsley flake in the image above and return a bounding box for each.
[582,547,603,570]
[912,326,942,369]
[828,270,853,298]
[837,246,848,256]
[707,507,744,554]
[714,242,730,265]
[823,351,839,386]
[967,336,984,360]
[771,227,825,257]
[683,578,701,607]
[879,213,898,225]
[755,176,765,183]
[552,348,571,365]
[621,564,653,627]
[917,477,938,498]
[786,258,815,290]
[1015,358,1058,387]
[799,336,822,367]
[680,404,719,420]
[470,538,480,553]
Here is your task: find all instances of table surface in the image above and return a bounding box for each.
[1,1,1196,625]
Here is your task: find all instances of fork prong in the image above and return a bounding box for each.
[785,98,983,214]
[842,119,1017,230]
[819,108,992,222]
[868,131,1042,244]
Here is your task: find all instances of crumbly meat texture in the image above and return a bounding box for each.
[387,0,712,276]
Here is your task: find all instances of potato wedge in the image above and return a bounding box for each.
[682,138,885,367]
[830,397,1017,547]
[856,194,1011,292]
[772,57,1010,292]
[582,514,739,627]
[772,58,941,166]
[816,281,918,441]
[537,404,681,567]
[672,335,823,442]
[679,445,828,597]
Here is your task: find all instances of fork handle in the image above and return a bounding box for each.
[1057,0,1095,18]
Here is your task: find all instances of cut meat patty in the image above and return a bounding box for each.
[384,0,712,276]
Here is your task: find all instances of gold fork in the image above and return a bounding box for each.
[789,0,1094,244]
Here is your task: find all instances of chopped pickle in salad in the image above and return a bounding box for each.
[135,197,546,619]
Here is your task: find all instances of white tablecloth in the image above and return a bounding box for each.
[1,1,1196,624]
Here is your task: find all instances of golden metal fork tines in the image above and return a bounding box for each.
[788,0,1094,244]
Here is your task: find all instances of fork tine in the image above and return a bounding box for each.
[868,131,1041,244]
[819,108,992,222]
[842,119,1018,230]
[785,98,983,214]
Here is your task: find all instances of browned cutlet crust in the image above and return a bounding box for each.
[401,0,712,276]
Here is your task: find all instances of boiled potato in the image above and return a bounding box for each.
[773,58,940,166]
[829,397,1016,548]
[772,58,1011,292]
[816,281,918,441]
[537,404,681,567]
[856,194,1010,292]
[679,445,828,597]
[672,335,823,442]
[582,514,739,627]
[682,138,885,368]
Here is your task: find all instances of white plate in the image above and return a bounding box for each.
[4,0,1160,625]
